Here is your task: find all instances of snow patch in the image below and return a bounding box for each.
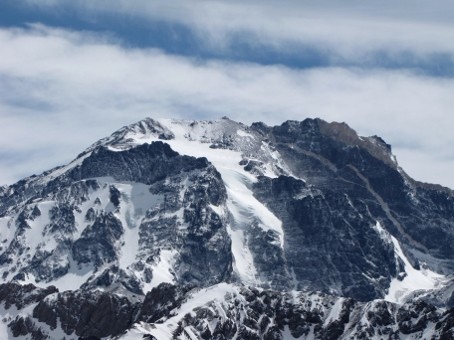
[236,129,253,138]
[0,304,12,340]
[113,182,162,270]
[323,298,344,326]
[227,229,258,285]
[373,221,445,303]
[25,201,54,252]
[282,325,305,339]
[260,141,296,179]
[48,262,94,292]
[0,216,14,250]
[143,249,178,293]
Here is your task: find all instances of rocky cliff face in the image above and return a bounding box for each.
[0,117,453,339]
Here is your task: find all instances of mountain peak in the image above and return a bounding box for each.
[1,116,453,339]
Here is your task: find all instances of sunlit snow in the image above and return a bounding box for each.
[374,221,445,304]
[144,249,177,292]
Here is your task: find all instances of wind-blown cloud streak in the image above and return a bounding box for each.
[5,0,454,75]
[1,24,454,187]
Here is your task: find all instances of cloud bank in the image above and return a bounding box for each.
[1,0,454,188]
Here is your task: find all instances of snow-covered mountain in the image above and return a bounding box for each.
[1,117,453,339]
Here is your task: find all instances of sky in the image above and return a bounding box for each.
[1,0,454,188]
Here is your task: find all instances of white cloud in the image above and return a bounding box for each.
[1,25,454,188]
[22,0,454,60]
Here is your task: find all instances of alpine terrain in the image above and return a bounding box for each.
[0,117,453,339]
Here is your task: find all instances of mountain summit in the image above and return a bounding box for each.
[1,117,453,339]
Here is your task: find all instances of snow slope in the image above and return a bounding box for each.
[110,118,285,286]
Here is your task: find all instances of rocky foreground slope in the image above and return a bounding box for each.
[0,117,453,339]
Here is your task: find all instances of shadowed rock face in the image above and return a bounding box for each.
[247,119,454,299]
[33,289,137,338]
[248,120,405,300]
[1,117,454,339]
[253,175,398,301]
[77,142,209,184]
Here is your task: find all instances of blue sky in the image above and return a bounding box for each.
[1,0,454,187]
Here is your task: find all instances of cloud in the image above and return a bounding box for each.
[20,0,454,62]
[1,25,454,188]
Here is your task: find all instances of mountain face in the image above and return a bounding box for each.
[0,117,453,339]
